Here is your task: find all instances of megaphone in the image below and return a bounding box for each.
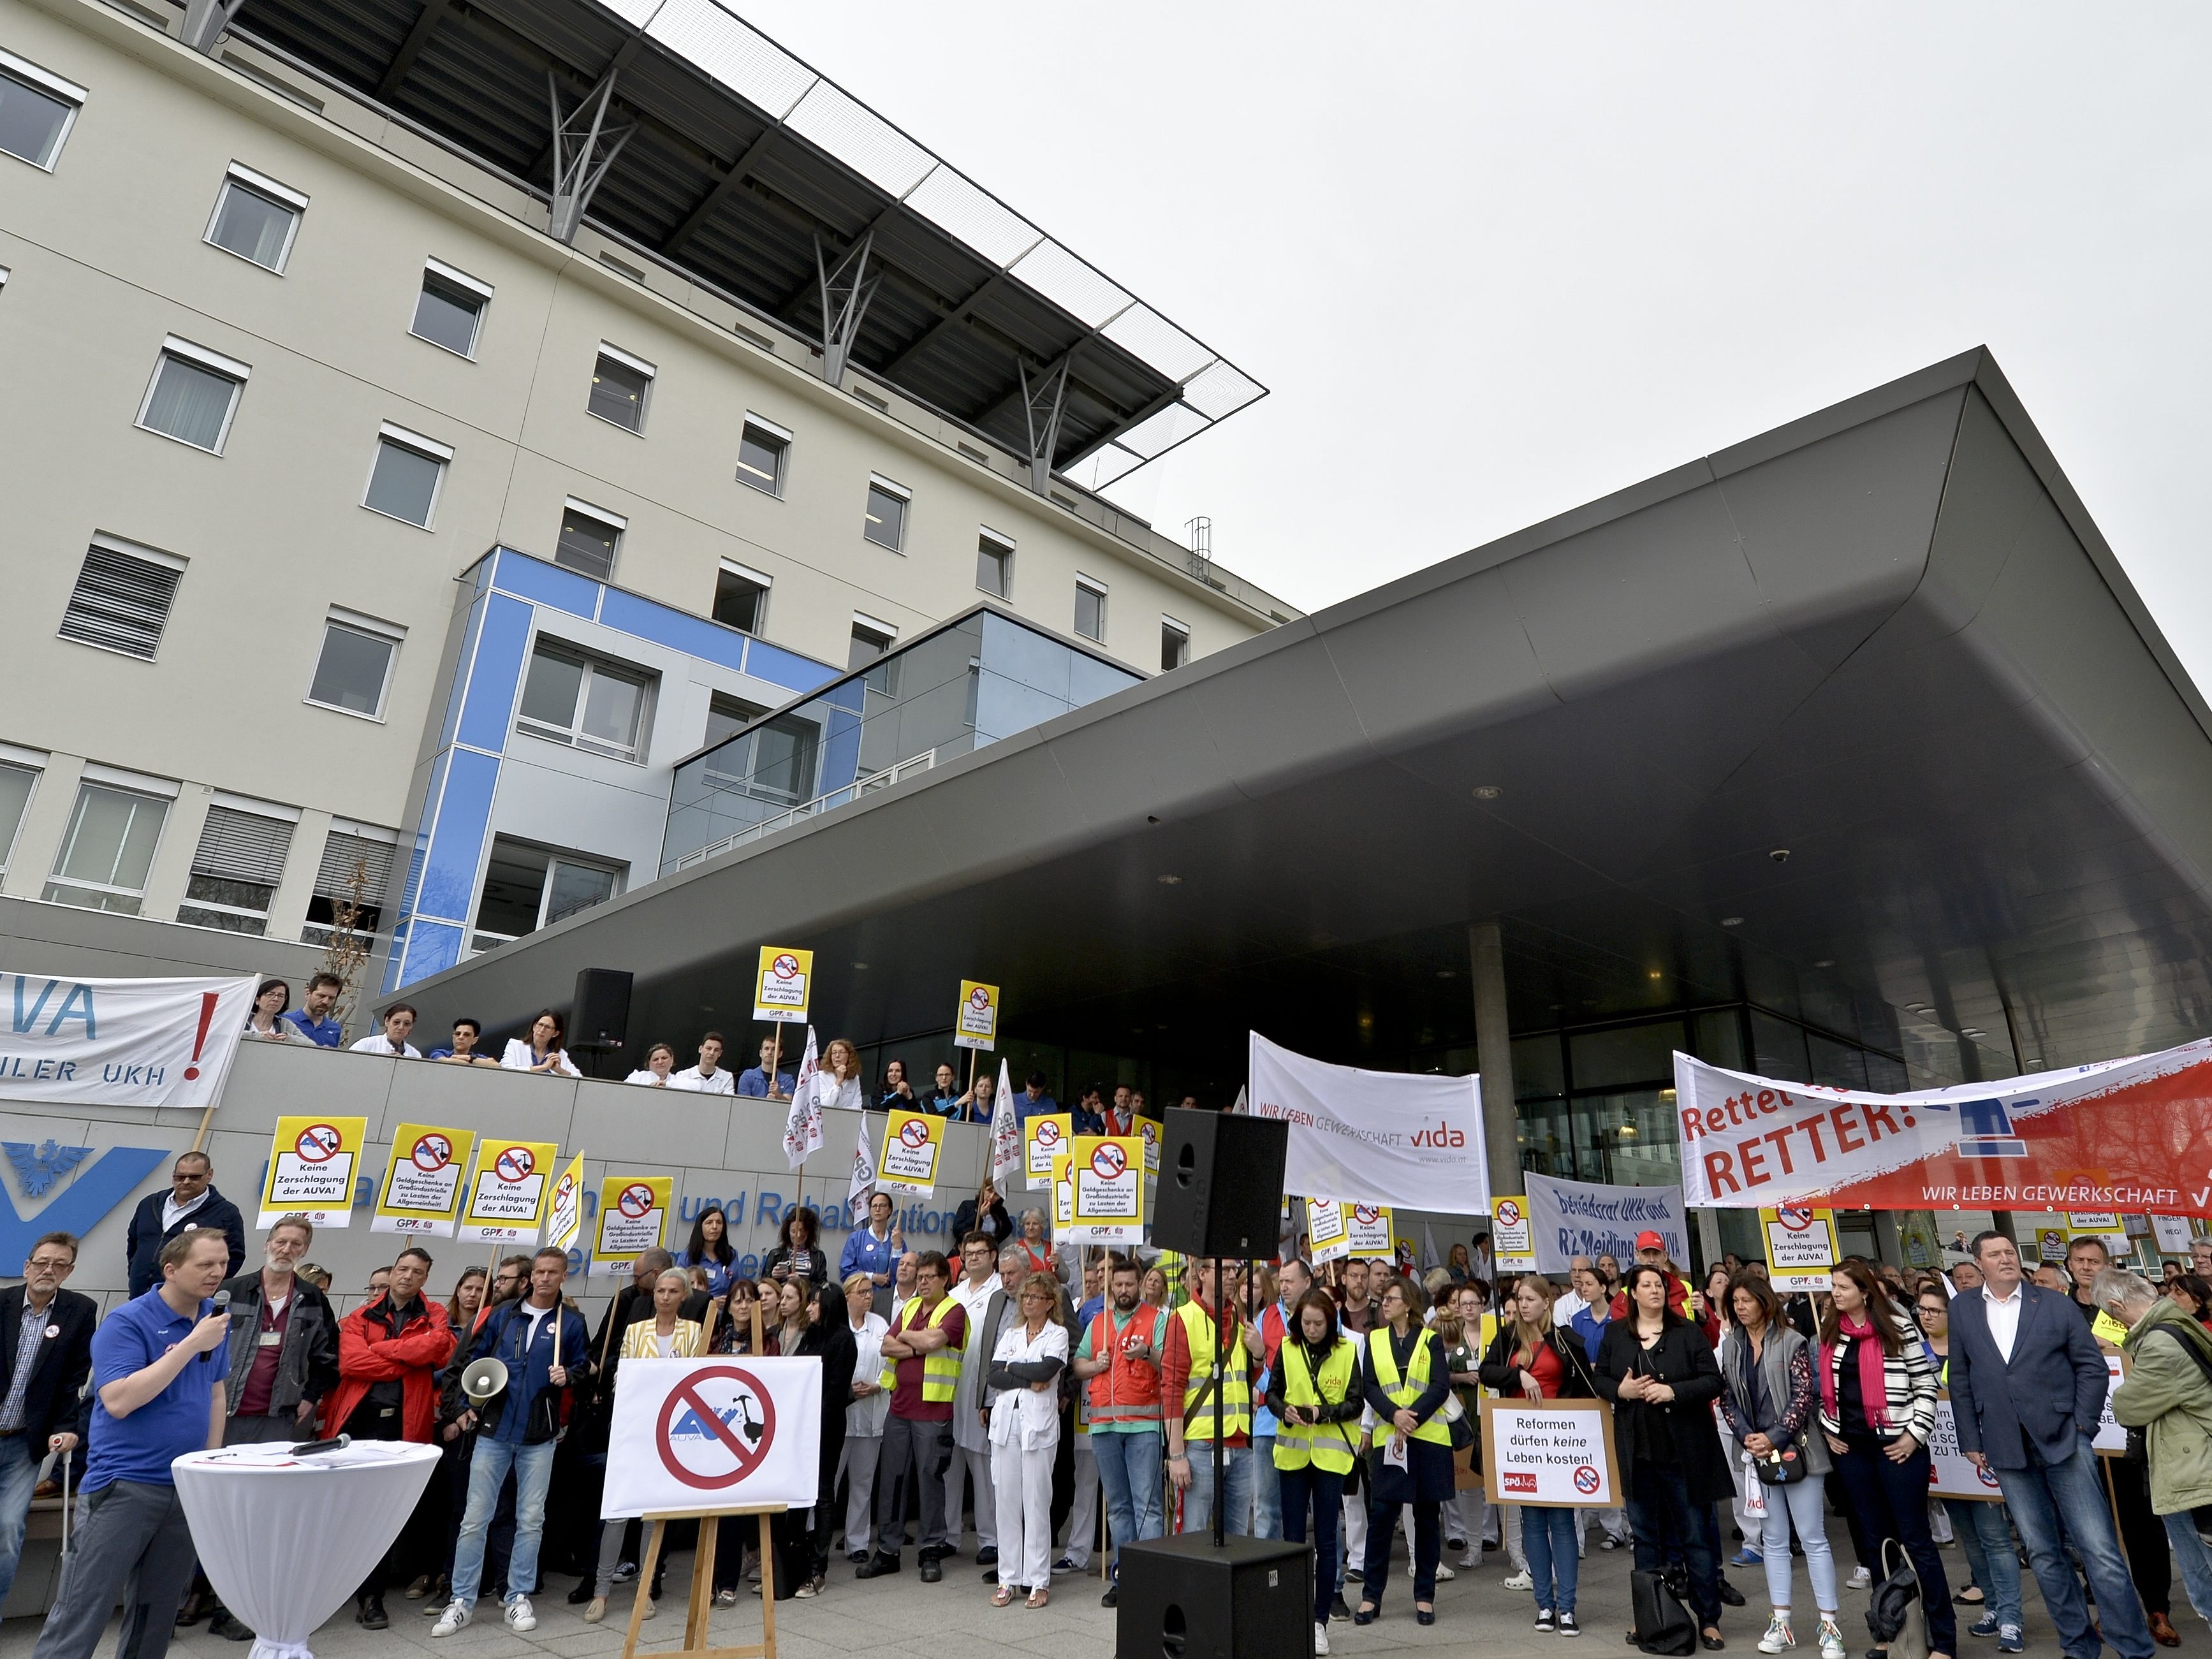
[460,1357,509,1403]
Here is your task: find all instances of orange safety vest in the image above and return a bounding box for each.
[1086,1306,1166,1428]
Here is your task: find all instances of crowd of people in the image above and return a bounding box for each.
[13,1140,2212,1659]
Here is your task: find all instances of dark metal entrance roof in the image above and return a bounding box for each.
[226,0,1264,488]
[395,349,2212,1088]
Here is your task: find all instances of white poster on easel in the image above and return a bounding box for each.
[601,1358,823,1519]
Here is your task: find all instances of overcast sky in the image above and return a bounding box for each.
[743,4,2212,683]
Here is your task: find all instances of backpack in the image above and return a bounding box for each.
[1630,1568,1698,1656]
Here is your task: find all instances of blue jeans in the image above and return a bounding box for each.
[1991,1435,2154,1659]
[1277,1462,1344,1623]
[451,1438,555,1609]
[1942,1497,2023,1632]
[1760,1473,1840,1614]
[1524,1505,1580,1615]
[1250,1435,1282,1539]
[0,1434,43,1607]
[1177,1442,1252,1537]
[1092,1429,1164,1565]
[2165,1512,2212,1629]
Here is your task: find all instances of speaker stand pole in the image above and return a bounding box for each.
[1212,1253,1227,1551]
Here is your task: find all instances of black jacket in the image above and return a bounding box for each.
[951,1198,1012,1245]
[219,1269,338,1418]
[125,1185,246,1297]
[0,1285,96,1443]
[1479,1324,1598,1400]
[1593,1315,1733,1502]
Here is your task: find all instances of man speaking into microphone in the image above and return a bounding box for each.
[34,1227,231,1659]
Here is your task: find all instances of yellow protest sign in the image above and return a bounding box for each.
[546,1152,586,1253]
[1345,1203,1393,1258]
[1138,1116,1161,1176]
[953,980,999,1051]
[258,1115,367,1229]
[1492,1196,1535,1268]
[753,946,812,1022]
[1052,1153,1074,1231]
[1308,1198,1351,1264]
[457,1137,559,1243]
[1759,1204,1841,1292]
[1025,1112,1072,1192]
[1064,1136,1145,1245]
[593,1174,672,1273]
[879,1109,945,1195]
[372,1122,477,1236]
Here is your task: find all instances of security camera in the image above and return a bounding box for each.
[1769,847,1791,863]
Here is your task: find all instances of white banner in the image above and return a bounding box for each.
[601,1357,823,1519]
[1247,1032,1487,1215]
[1523,1171,1689,1273]
[0,972,255,1110]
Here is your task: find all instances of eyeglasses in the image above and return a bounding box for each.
[26,1256,73,1273]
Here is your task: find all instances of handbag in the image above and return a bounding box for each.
[1866,1538,1929,1659]
[1749,1437,1809,1486]
[1630,1568,1699,1656]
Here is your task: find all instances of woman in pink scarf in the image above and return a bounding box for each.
[1817,1262,1949,1659]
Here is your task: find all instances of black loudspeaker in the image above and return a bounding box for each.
[569,968,632,1053]
[1152,1107,1288,1257]
[1118,1535,1310,1659]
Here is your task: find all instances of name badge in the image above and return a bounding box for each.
[258,1331,282,1347]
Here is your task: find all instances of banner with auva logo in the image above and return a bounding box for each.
[0,972,256,1109]
[1247,1032,1487,1215]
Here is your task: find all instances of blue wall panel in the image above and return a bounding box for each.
[599,588,749,672]
[491,549,597,618]
[415,748,500,923]
[457,595,532,754]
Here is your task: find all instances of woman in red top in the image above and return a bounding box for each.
[1479,1274,1598,1636]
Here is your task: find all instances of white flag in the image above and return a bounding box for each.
[849,1102,878,1212]
[1421,1221,1443,1272]
[782,1025,826,1169]
[990,1055,1022,1187]
[1229,1085,1248,1115]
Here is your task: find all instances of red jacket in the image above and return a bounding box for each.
[321,1296,455,1443]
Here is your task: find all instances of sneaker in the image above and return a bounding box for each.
[1560,1613,1581,1638]
[1819,1619,1847,1659]
[793,1577,823,1599]
[505,1597,536,1633]
[612,1561,639,1583]
[1998,1627,2024,1655]
[1758,1616,1796,1653]
[1102,1584,1119,1608]
[715,1588,738,1606]
[1051,1557,1078,1575]
[1314,1621,1331,1656]
[430,1602,471,1638]
[1504,1571,1535,1591]
[1599,1537,1624,1551]
[1535,1607,1557,1634]
[1345,1568,1364,1584]
[1970,1613,2000,1639]
[1436,1562,1457,1582]
[1459,1553,1479,1569]
[1732,1550,1766,1568]
[1847,1567,1871,1591]
[1331,1595,1352,1621]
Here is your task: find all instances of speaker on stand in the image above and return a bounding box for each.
[569,968,632,1080]
[1119,1107,1300,1658]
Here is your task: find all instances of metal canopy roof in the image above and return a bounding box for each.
[224,0,1264,488]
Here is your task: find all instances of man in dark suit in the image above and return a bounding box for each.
[124,1152,245,1297]
[0,1229,98,1606]
[1949,1229,2153,1659]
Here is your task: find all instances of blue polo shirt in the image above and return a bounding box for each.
[284,1009,342,1047]
[1018,1091,1060,1126]
[87,1289,219,1491]
[736,1066,793,1098]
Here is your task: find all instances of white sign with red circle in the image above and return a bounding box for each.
[954,979,1000,1050]
[1491,1195,1534,1261]
[260,1113,363,1226]
[460,1139,555,1240]
[374,1122,474,1235]
[1481,1398,1618,1509]
[1345,1204,1395,1257]
[1023,1113,1071,1190]
[1065,1135,1143,1241]
[602,1358,823,1519]
[878,1110,943,1195]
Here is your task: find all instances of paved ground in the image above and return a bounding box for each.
[0,1535,2140,1659]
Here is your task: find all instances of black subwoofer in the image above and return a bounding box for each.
[1151,1108,1289,1258]
[1117,1534,1312,1659]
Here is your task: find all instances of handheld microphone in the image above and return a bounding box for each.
[288,1434,351,1456]
[204,1289,232,1361]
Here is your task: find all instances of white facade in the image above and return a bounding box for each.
[0,0,1285,1006]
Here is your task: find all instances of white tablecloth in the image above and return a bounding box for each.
[172,1442,442,1659]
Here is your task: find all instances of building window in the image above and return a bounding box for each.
[863,474,909,551]
[470,836,622,953]
[306,608,401,719]
[712,561,770,634]
[976,531,1013,599]
[1073,577,1106,643]
[136,338,248,454]
[58,536,185,661]
[178,801,295,935]
[704,691,768,749]
[589,344,654,432]
[0,757,40,875]
[848,617,894,671]
[203,163,305,272]
[736,416,789,495]
[0,50,85,171]
[362,423,450,528]
[302,825,394,945]
[43,779,170,914]
[556,498,624,581]
[410,258,491,357]
[516,640,652,761]
[1160,617,1190,671]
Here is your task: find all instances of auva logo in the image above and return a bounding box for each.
[0,1141,169,1265]
[1412,1122,1466,1149]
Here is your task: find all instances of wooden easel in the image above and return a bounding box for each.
[620,1505,786,1659]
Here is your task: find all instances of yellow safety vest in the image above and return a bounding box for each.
[1368,1326,1451,1449]
[1178,1301,1252,1441]
[1273,1340,1358,1475]
[881,1295,965,1403]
